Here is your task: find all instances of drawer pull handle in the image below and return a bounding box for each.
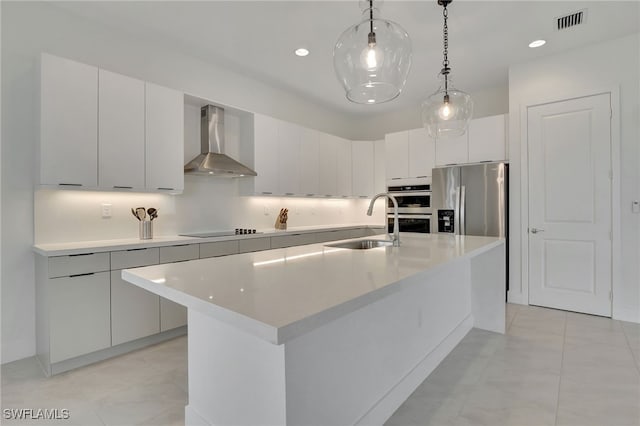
[261,192,273,195]
[58,183,82,187]
[113,185,133,189]
[68,253,95,257]
[157,187,174,191]
[69,272,95,278]
[169,244,190,248]
[126,248,147,252]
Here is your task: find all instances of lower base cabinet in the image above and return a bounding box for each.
[160,297,187,331]
[111,271,160,346]
[49,272,111,363]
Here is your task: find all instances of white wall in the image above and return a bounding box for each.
[507,33,640,322]
[1,2,381,363]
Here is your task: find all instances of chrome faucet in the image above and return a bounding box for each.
[367,193,400,247]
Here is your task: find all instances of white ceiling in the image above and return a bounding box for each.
[53,1,639,118]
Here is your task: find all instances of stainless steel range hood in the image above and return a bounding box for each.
[184,105,257,177]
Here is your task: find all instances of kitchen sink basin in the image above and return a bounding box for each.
[326,239,394,250]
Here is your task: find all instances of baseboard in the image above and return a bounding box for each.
[507,292,525,305]
[354,315,473,426]
[48,326,187,376]
[613,306,640,324]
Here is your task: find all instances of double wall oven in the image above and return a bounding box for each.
[387,179,432,234]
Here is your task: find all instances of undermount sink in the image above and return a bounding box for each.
[326,239,394,250]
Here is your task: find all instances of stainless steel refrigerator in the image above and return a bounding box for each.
[431,162,509,292]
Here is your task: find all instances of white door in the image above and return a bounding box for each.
[528,93,612,316]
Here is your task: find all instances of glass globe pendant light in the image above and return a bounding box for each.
[333,0,412,104]
[422,0,473,138]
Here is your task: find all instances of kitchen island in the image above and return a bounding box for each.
[122,233,505,426]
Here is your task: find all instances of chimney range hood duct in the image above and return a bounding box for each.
[184,105,257,177]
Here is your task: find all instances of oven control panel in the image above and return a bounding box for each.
[437,210,455,233]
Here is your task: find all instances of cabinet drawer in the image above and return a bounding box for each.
[238,237,271,254]
[199,240,239,259]
[49,271,111,363]
[159,244,199,263]
[111,247,159,270]
[314,230,354,243]
[48,252,110,278]
[270,233,316,249]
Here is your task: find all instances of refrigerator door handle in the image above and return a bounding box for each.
[460,185,466,235]
[454,186,461,235]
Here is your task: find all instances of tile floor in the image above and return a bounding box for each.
[2,304,639,426]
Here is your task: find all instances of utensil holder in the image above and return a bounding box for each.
[139,221,153,240]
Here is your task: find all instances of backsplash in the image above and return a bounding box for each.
[34,178,384,244]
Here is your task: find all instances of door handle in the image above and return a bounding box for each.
[530,228,545,234]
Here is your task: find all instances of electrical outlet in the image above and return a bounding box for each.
[633,200,640,214]
[101,203,112,218]
[263,205,269,216]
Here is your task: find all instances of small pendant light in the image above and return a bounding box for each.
[422,0,473,138]
[333,0,412,104]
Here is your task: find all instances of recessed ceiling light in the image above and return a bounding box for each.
[367,99,376,104]
[294,48,310,57]
[528,39,546,48]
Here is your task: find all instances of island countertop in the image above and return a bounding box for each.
[122,233,504,344]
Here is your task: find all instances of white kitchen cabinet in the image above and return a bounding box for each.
[111,271,160,346]
[352,141,375,197]
[408,128,435,178]
[49,272,111,363]
[373,139,386,194]
[278,121,302,195]
[159,244,200,263]
[200,240,240,259]
[319,133,339,197]
[239,237,271,253]
[299,128,320,196]
[336,138,353,197]
[435,133,469,166]
[253,114,280,195]
[39,53,98,188]
[385,131,409,180]
[110,247,161,346]
[160,298,187,332]
[145,82,184,193]
[98,69,145,190]
[271,233,317,249]
[468,114,507,163]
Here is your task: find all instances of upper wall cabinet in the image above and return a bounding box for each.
[352,140,374,198]
[243,115,365,198]
[98,69,145,190]
[145,83,184,193]
[39,53,184,193]
[384,128,435,180]
[40,53,98,188]
[467,114,507,163]
[435,133,468,166]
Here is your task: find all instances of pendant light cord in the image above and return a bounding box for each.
[369,0,375,43]
[442,3,449,94]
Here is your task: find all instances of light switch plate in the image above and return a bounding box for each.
[101,203,112,218]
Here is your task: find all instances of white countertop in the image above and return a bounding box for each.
[122,233,504,344]
[33,224,384,256]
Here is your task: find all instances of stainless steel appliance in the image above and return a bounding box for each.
[386,179,432,234]
[430,163,507,237]
[431,162,508,294]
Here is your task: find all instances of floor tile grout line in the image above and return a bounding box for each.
[553,311,567,426]
[621,323,640,376]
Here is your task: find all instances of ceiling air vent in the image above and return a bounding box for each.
[556,9,587,30]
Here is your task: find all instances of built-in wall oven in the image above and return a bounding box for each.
[387,179,432,234]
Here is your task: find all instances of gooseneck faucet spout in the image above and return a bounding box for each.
[367,193,400,247]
